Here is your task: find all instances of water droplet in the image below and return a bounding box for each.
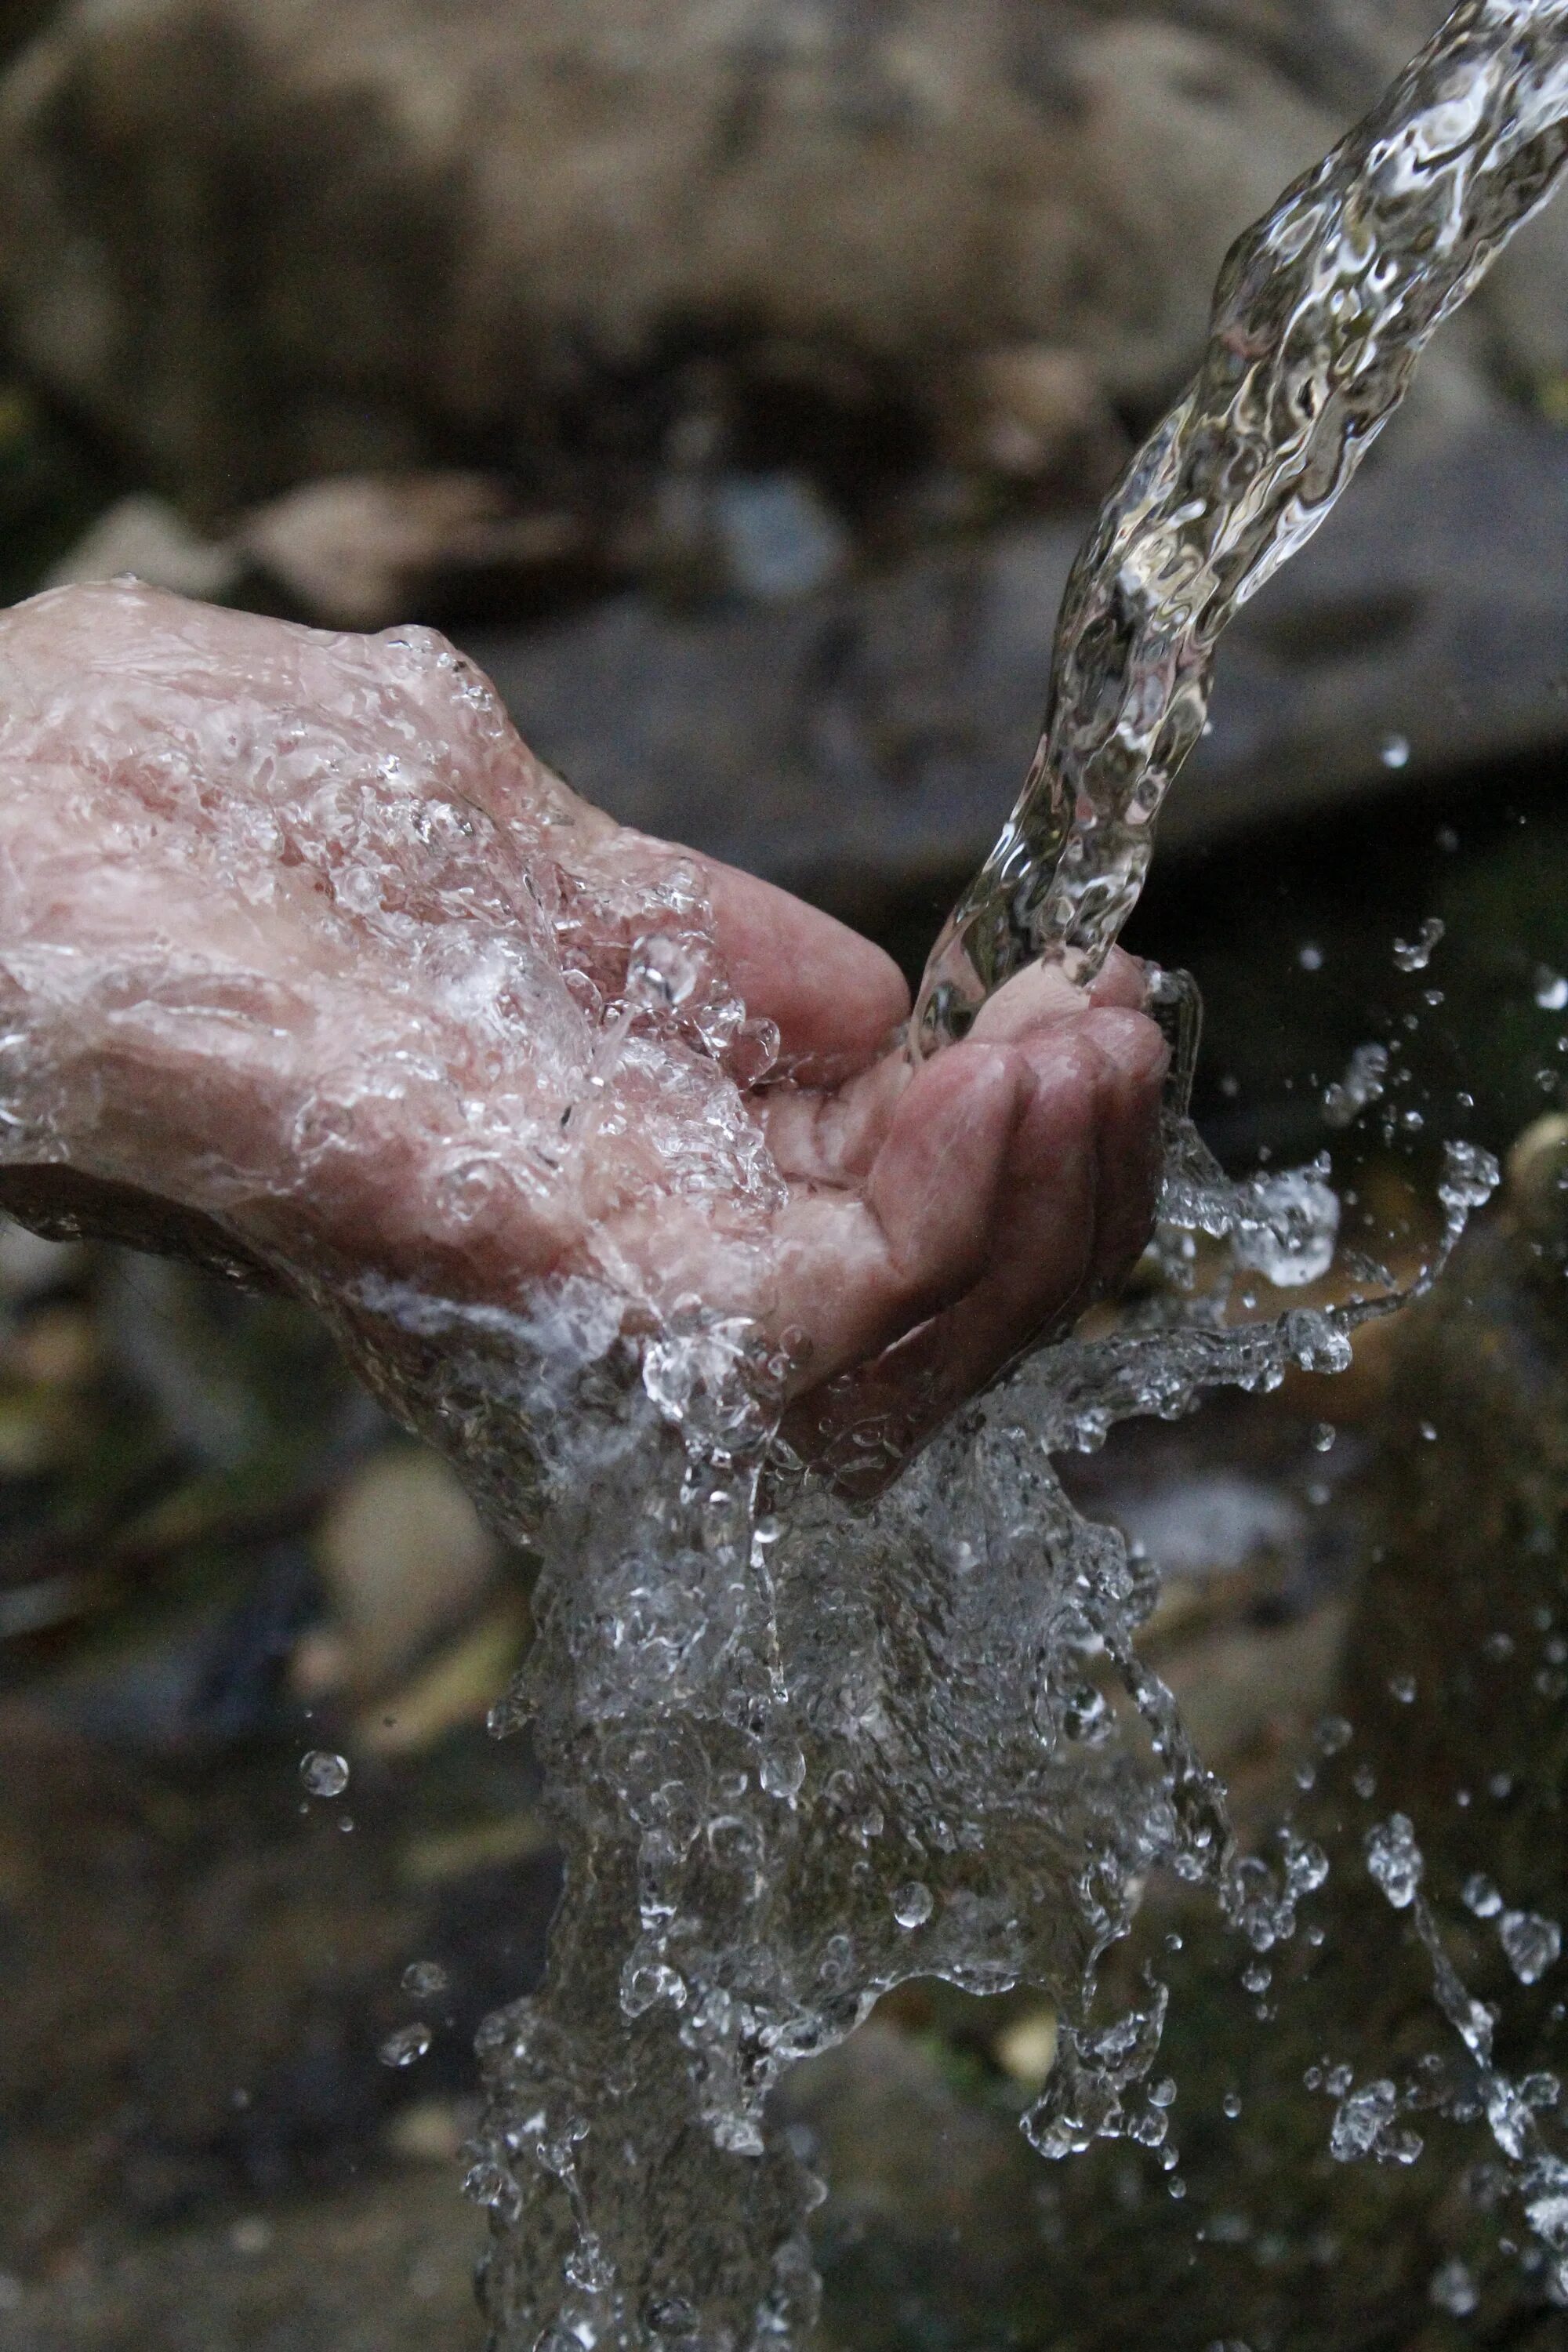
[379,2024,433,2068]
[1314,1715,1353,1755]
[1500,1909,1562,1986]
[1428,2257,1479,2316]
[402,1961,449,1998]
[1329,2077,1421,2166]
[1310,1421,1336,1453]
[1298,942,1324,971]
[891,1882,935,1929]
[1222,2090,1243,2119]
[1380,733,1410,769]
[1365,1814,1423,1908]
[645,2296,700,2339]
[1463,1875,1504,1917]
[1388,1671,1417,1704]
[1537,968,1568,1011]
[1352,1764,1377,1800]
[1392,917,1443,972]
[463,2160,522,2220]
[1241,1962,1272,1995]
[758,1740,806,1802]
[299,1749,350,1798]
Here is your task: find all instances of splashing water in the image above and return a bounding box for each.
[0,8,1563,2350]
[445,9,1568,2339]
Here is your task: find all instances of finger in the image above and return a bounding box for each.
[967,945,1149,1043]
[759,943,1151,1186]
[792,1006,1167,1486]
[757,1040,1032,1380]
[697,858,910,1076]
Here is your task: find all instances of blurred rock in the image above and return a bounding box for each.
[0,0,1435,515]
[466,410,1568,919]
[710,472,849,602]
[42,492,238,600]
[953,342,1128,485]
[2,2163,480,2351]
[305,1444,501,1702]
[238,473,583,630]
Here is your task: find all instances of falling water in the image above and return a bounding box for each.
[2,5,1566,2349]
[916,0,1568,1041]
[437,9,1568,2344]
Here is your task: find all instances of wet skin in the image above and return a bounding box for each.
[0,582,1167,1478]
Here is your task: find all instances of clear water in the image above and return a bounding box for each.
[442,7,1568,2342]
[915,0,1568,1042]
[0,6,1565,2348]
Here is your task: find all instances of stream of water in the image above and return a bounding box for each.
[5,4,1568,2347]
[401,9,1568,2344]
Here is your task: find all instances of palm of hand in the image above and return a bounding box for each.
[0,582,1165,1476]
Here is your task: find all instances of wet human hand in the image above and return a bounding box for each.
[0,581,1166,1475]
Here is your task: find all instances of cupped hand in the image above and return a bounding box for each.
[0,581,1166,1478]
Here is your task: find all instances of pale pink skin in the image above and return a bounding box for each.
[0,581,1166,1477]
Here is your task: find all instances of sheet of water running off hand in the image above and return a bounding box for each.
[2,5,1568,2347]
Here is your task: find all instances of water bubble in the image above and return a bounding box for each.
[891,1882,935,1929]
[1329,2078,1422,2166]
[1380,734,1410,769]
[299,1749,350,1798]
[1314,1715,1353,1755]
[1366,1814,1424,1908]
[379,2024,433,2068]
[1438,1140,1501,1216]
[402,1961,449,1999]
[1241,1962,1272,1995]
[1537,968,1568,1011]
[1500,1909,1563,1986]
[1428,2257,1479,2316]
[646,2296,700,2339]
[463,2160,522,2221]
[1283,1838,1330,1896]
[1310,1422,1336,1453]
[1393,918,1443,972]
[1221,2091,1243,2119]
[1463,1874,1504,1918]
[1482,1630,1515,1662]
[1298,942,1324,971]
[758,1740,806,1802]
[1352,1765,1377,1800]
[1388,1671,1417,1704]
